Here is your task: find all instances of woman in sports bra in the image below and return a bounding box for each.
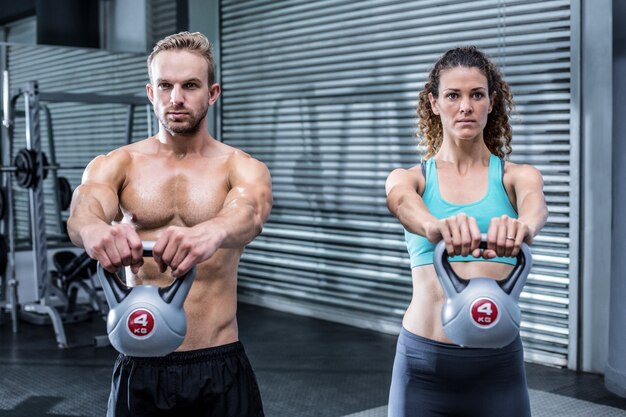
[385,46,548,417]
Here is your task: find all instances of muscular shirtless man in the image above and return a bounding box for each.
[67,32,272,417]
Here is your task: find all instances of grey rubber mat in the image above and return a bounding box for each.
[528,389,626,417]
[340,389,626,417]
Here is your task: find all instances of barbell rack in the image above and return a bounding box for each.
[0,70,151,347]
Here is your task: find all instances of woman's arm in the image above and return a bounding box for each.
[510,164,548,242]
[489,163,548,257]
[386,166,482,257]
[385,167,433,236]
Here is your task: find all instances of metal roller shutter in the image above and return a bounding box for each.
[4,43,152,246]
[148,0,178,47]
[226,0,573,367]
[5,17,36,45]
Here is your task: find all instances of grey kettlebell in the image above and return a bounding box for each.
[433,235,532,348]
[97,241,196,357]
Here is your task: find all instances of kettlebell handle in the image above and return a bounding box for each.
[97,241,197,305]
[142,240,156,257]
[140,241,197,304]
[434,234,532,296]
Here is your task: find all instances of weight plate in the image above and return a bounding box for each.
[57,176,72,210]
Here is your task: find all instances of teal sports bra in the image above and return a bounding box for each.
[404,154,518,268]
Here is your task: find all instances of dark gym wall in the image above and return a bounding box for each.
[35,0,99,48]
[0,0,190,50]
[176,0,189,32]
[0,0,35,25]
[0,0,100,48]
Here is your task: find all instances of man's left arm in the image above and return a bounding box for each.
[155,152,273,276]
[208,152,273,248]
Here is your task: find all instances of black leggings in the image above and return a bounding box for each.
[107,341,264,417]
[388,328,530,417]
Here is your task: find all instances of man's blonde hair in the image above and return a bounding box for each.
[147,31,215,85]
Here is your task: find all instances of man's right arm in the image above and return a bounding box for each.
[67,150,143,273]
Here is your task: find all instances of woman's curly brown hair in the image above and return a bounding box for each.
[417,46,514,159]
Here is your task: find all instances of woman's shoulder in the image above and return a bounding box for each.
[390,163,426,181]
[503,160,544,186]
[503,160,541,176]
[386,163,426,194]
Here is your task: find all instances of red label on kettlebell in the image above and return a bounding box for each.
[127,308,155,337]
[470,298,499,328]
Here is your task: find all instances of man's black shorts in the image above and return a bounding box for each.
[107,341,264,417]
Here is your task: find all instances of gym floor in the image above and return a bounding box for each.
[1,303,626,417]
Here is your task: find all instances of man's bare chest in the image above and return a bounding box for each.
[119,165,229,229]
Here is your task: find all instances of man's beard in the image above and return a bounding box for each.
[158,104,209,135]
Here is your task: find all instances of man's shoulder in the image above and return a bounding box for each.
[83,144,139,184]
[103,138,155,161]
[212,143,270,183]
[212,140,248,157]
[213,141,266,167]
[118,137,154,153]
[87,139,152,172]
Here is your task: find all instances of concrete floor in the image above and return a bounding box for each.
[0,303,625,416]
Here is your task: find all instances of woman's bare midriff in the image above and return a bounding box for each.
[404,261,515,343]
